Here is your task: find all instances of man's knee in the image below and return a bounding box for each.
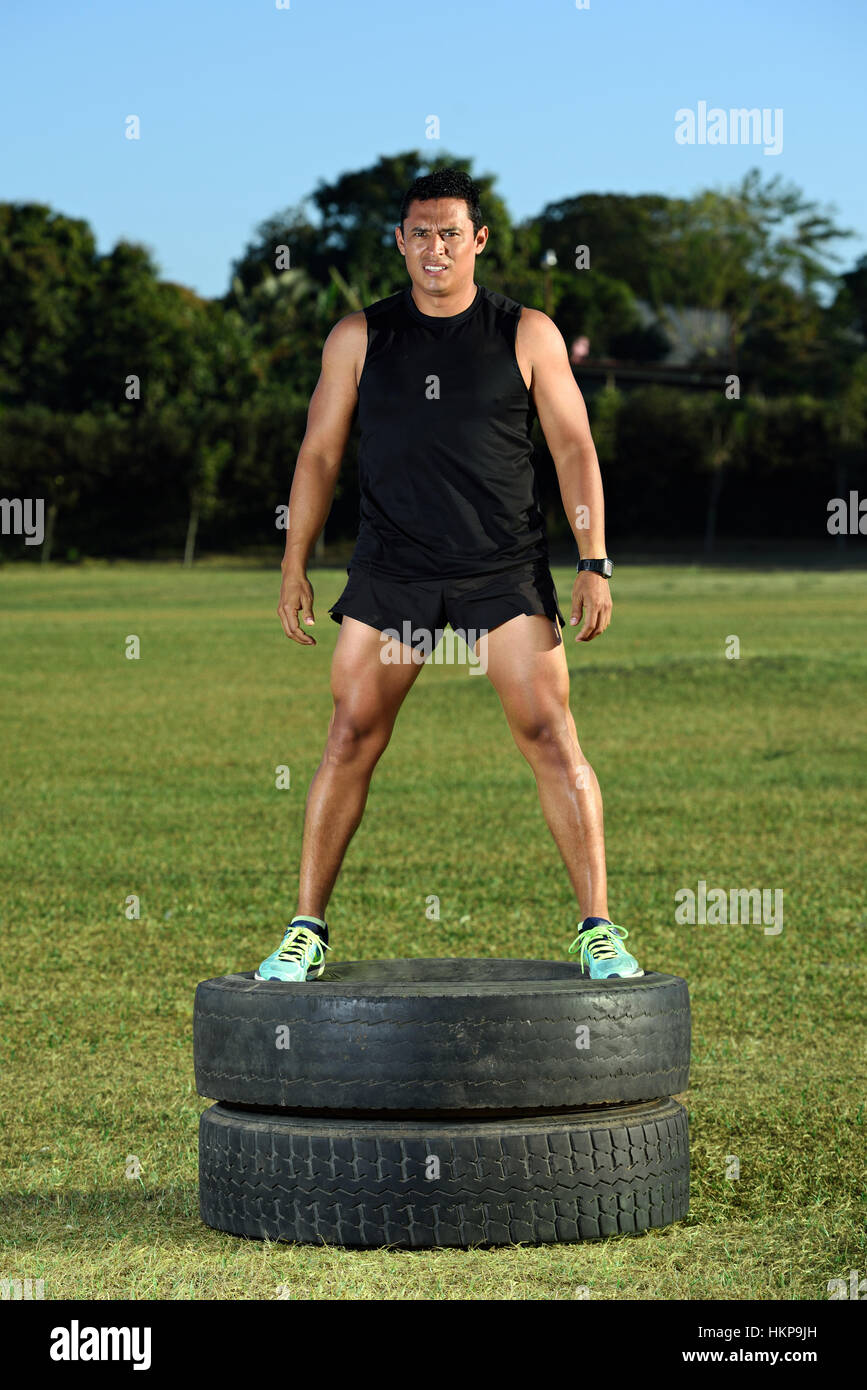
[324,704,392,765]
[510,700,574,757]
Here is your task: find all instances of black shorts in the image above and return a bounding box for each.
[328,560,566,649]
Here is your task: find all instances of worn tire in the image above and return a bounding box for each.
[194,959,690,1113]
[198,1096,689,1247]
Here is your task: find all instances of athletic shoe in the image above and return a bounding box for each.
[255,922,330,983]
[567,922,644,979]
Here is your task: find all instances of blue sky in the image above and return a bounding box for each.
[2,0,865,298]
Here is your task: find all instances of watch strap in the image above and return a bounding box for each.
[577,558,613,577]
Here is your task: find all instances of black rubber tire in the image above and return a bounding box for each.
[198,1097,689,1247]
[194,959,690,1113]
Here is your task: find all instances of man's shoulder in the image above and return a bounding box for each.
[514,305,561,352]
[321,311,368,375]
[478,284,525,320]
[362,287,407,320]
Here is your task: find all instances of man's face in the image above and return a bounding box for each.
[395,197,487,296]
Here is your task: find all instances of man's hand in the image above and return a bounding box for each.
[569,571,612,641]
[278,568,317,645]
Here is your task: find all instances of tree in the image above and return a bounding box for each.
[531,191,680,304]
[0,404,123,561]
[834,254,867,340]
[228,151,525,312]
[701,397,749,556]
[163,301,261,565]
[75,242,214,412]
[525,172,853,376]
[824,354,867,549]
[0,203,100,410]
[660,170,853,376]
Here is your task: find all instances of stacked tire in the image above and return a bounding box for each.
[194,958,690,1248]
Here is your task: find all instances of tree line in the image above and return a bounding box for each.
[1,152,865,563]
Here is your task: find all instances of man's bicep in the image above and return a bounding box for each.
[528,314,594,458]
[301,314,365,465]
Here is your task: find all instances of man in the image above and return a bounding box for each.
[257,169,642,984]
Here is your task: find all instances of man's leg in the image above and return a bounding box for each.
[294,616,424,920]
[476,613,608,920]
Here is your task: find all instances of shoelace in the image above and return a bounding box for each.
[567,923,629,968]
[277,925,330,966]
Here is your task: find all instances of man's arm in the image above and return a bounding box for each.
[520,308,612,642]
[277,311,367,646]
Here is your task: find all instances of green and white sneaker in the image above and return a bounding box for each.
[255,917,330,983]
[567,919,644,980]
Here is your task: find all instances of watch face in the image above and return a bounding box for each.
[602,559,613,577]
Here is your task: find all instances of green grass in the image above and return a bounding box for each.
[0,560,864,1299]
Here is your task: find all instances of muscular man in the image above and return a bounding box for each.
[256,169,642,984]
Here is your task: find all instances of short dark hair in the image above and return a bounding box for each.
[399,169,483,237]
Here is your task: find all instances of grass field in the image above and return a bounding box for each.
[1,560,864,1300]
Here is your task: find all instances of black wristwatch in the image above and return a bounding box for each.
[577,557,614,578]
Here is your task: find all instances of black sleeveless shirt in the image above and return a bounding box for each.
[350,283,549,579]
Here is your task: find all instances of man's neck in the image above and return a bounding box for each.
[408,282,479,318]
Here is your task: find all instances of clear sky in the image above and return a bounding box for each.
[2,0,865,298]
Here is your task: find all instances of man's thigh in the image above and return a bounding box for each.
[329,615,426,723]
[476,612,573,738]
